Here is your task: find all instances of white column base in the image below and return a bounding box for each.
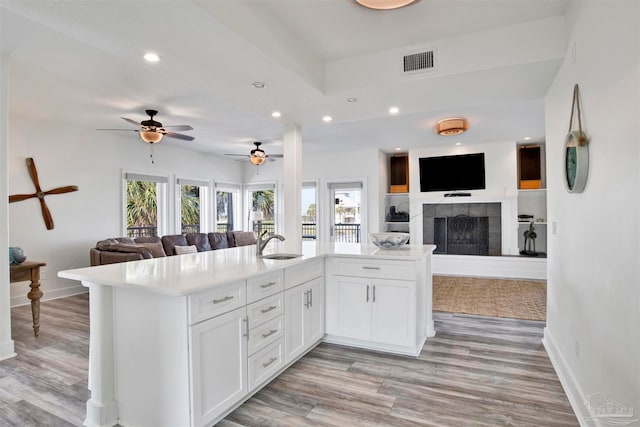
[84,399,119,427]
[0,339,16,361]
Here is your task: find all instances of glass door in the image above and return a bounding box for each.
[329,182,363,243]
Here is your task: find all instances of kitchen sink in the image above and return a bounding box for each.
[261,253,303,260]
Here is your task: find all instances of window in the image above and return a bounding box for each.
[124,172,168,238]
[245,183,276,235]
[302,182,317,240]
[215,183,240,232]
[328,181,364,243]
[177,178,209,233]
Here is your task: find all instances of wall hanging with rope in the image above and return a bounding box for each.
[564,84,589,193]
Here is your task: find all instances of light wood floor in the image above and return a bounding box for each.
[1,294,577,426]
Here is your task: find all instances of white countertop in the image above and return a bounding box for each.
[58,241,436,296]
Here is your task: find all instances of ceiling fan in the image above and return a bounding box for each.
[225,142,283,165]
[98,109,194,143]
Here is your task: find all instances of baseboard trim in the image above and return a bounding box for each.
[10,284,88,308]
[542,327,591,427]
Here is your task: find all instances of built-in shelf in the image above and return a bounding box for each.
[383,193,410,233]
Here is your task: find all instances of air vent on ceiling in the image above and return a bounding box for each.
[402,49,436,74]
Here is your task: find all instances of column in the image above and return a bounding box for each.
[282,123,302,249]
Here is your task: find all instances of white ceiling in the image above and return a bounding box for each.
[0,0,569,158]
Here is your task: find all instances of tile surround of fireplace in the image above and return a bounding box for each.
[423,203,502,255]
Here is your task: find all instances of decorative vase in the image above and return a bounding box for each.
[9,247,26,265]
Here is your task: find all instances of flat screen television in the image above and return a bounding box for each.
[419,153,486,192]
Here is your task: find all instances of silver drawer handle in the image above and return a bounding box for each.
[362,266,380,270]
[213,296,234,304]
[261,305,277,314]
[260,281,278,288]
[262,357,278,368]
[262,329,278,338]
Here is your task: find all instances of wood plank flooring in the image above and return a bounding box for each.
[1,294,578,427]
[221,314,578,426]
[0,293,89,426]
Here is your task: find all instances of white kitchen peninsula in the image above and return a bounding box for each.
[58,242,435,427]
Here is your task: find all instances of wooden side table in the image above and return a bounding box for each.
[10,261,46,337]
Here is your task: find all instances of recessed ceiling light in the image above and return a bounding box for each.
[455,142,462,146]
[395,147,402,151]
[524,136,531,140]
[322,115,333,123]
[271,111,281,118]
[346,97,358,103]
[252,82,266,89]
[389,106,399,114]
[143,52,161,63]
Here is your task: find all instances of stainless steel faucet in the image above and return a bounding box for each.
[256,230,285,257]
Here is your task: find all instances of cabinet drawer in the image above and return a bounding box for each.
[248,315,284,356]
[247,292,284,329]
[247,270,284,304]
[248,338,284,392]
[188,280,246,325]
[332,258,415,280]
[285,258,323,289]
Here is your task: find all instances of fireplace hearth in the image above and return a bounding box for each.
[423,203,501,255]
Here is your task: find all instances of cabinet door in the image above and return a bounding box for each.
[189,307,247,427]
[335,276,371,341]
[305,277,325,346]
[371,278,415,347]
[284,284,305,364]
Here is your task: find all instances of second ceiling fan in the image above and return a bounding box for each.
[225,142,283,165]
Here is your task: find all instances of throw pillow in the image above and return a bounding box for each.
[137,242,166,258]
[174,245,197,255]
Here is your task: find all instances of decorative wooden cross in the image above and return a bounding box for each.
[9,158,78,230]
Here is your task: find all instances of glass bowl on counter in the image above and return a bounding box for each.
[368,232,410,249]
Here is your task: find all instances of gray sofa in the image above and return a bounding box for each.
[90,231,257,266]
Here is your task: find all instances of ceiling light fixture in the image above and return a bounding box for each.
[140,130,163,144]
[252,81,266,89]
[322,115,333,122]
[250,143,267,165]
[389,106,399,114]
[353,0,419,10]
[524,136,531,140]
[143,52,161,63]
[434,117,469,136]
[272,111,282,118]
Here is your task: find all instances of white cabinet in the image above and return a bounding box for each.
[189,307,248,427]
[284,259,324,364]
[333,276,415,347]
[326,256,427,356]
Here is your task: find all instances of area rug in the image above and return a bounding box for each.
[433,275,546,321]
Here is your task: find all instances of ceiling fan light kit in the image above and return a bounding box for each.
[225,141,283,165]
[434,117,469,136]
[353,0,419,10]
[140,130,163,143]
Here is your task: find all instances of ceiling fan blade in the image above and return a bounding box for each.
[97,128,139,131]
[45,185,79,196]
[9,193,37,203]
[165,132,195,141]
[38,198,55,230]
[26,158,43,193]
[121,117,141,127]
[163,125,193,131]
[268,154,284,158]
[224,154,248,157]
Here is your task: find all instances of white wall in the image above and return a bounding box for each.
[543,1,639,424]
[8,114,243,305]
[302,148,385,241]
